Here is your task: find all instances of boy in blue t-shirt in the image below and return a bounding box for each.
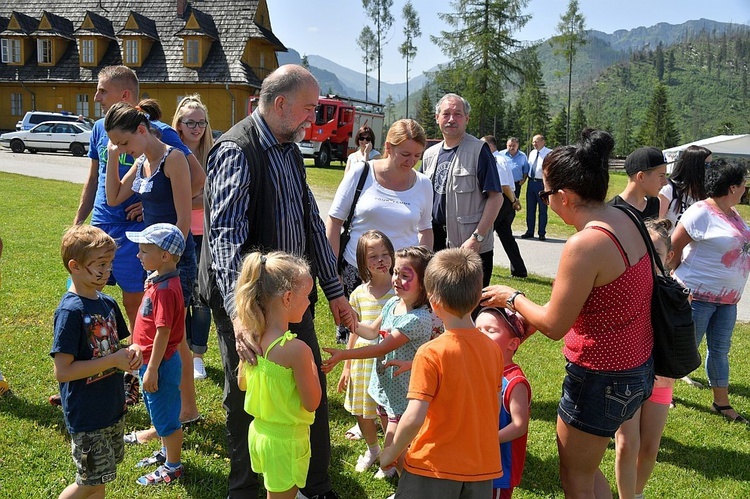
[51,225,142,498]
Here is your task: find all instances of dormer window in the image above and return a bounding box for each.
[80,39,94,64]
[1,38,22,63]
[125,39,139,64]
[186,38,199,65]
[37,38,52,64]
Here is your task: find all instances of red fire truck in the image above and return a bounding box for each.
[297,95,384,167]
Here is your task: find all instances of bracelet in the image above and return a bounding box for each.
[506,290,525,312]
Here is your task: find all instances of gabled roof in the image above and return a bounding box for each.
[253,22,286,51]
[0,11,39,36]
[118,11,159,40]
[73,11,116,40]
[0,17,9,33]
[174,8,219,40]
[0,0,282,87]
[32,11,74,39]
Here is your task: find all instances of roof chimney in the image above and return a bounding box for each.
[177,0,187,17]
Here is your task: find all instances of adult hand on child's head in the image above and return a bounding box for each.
[480,285,516,308]
[383,359,412,377]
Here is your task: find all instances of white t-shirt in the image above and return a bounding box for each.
[346,150,381,171]
[674,200,750,304]
[493,151,514,188]
[329,162,434,267]
[659,181,696,229]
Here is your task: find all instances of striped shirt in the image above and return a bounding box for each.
[206,111,343,317]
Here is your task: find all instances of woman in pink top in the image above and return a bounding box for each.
[481,129,654,498]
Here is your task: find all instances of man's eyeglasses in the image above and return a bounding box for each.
[539,189,558,205]
[181,120,208,129]
[358,136,372,142]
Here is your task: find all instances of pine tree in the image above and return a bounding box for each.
[551,0,586,144]
[357,27,377,102]
[570,102,587,142]
[615,105,635,157]
[398,1,421,118]
[549,107,568,147]
[637,84,680,149]
[431,0,530,135]
[517,48,550,149]
[362,0,394,103]
[416,86,439,138]
[655,42,665,81]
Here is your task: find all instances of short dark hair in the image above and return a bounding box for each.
[482,135,497,148]
[543,128,614,204]
[705,160,747,198]
[424,248,482,317]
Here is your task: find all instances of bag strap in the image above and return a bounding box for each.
[611,205,667,278]
[342,162,371,236]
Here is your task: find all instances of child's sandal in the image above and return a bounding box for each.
[136,449,166,468]
[136,464,183,485]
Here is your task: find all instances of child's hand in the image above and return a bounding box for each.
[127,344,143,371]
[383,359,412,377]
[337,366,350,393]
[142,366,159,393]
[379,445,398,471]
[321,348,344,374]
[112,348,135,372]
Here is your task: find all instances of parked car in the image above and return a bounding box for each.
[0,121,92,156]
[15,111,94,131]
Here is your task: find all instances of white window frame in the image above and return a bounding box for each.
[10,93,22,115]
[37,38,52,64]
[76,94,89,117]
[125,39,139,64]
[10,39,21,63]
[94,101,103,119]
[186,39,199,65]
[1,39,7,63]
[81,39,94,64]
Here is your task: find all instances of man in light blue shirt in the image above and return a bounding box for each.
[500,137,529,199]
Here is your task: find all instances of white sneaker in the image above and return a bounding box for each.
[193,357,207,380]
[374,467,396,479]
[355,449,380,472]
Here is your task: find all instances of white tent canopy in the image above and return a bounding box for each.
[663,134,750,165]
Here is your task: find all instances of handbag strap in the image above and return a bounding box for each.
[342,162,371,235]
[611,205,666,278]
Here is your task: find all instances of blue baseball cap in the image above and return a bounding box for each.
[126,223,185,256]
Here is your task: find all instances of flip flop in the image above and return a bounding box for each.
[181,414,203,427]
[711,403,750,424]
[344,423,362,440]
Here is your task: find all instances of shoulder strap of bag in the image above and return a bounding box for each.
[342,162,371,235]
[612,204,667,277]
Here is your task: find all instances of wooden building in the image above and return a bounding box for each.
[0,0,286,132]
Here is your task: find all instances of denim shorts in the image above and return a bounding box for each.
[558,357,654,438]
[140,353,182,437]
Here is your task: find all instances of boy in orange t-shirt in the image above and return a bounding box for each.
[380,248,504,498]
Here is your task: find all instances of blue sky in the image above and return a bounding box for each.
[267,0,750,83]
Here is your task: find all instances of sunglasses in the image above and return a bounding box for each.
[539,189,558,205]
[181,120,208,129]
[358,136,372,142]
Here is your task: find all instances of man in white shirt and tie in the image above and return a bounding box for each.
[520,134,552,241]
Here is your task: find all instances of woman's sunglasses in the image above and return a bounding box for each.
[358,136,372,142]
[539,189,558,205]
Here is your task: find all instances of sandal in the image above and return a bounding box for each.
[136,464,183,485]
[181,414,203,427]
[711,402,750,424]
[136,449,166,468]
[124,431,144,445]
[344,423,362,441]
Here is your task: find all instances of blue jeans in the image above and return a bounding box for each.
[692,300,737,388]
[186,235,211,354]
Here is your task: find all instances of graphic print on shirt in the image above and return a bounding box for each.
[433,160,450,195]
[85,311,123,383]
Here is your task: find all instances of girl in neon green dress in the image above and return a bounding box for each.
[235,251,322,498]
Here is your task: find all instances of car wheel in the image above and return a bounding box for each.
[70,143,85,157]
[314,143,331,168]
[10,139,24,153]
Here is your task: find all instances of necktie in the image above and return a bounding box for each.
[531,153,539,179]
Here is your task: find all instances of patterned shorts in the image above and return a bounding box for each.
[70,417,125,486]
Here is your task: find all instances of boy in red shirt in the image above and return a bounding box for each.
[126,223,186,486]
[380,248,504,498]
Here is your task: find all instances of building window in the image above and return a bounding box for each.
[80,39,94,64]
[77,94,89,117]
[125,39,139,64]
[37,39,52,64]
[1,39,7,63]
[11,93,22,115]
[186,39,199,65]
[9,39,21,63]
[94,101,103,118]
[259,52,265,69]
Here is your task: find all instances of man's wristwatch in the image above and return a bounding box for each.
[506,290,525,312]
[471,232,485,243]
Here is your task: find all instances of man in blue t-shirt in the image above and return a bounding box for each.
[73,65,201,327]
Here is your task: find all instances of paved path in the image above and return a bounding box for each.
[1,149,748,321]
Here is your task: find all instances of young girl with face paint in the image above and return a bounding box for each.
[323,246,437,478]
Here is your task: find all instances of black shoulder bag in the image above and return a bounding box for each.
[338,162,370,273]
[614,205,700,378]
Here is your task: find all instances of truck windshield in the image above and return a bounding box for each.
[315,105,336,126]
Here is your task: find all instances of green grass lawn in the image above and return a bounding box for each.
[1,172,750,498]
